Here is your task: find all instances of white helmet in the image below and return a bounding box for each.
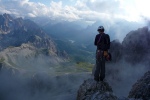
[97,26,104,31]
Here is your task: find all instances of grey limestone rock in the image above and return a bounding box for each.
[77,78,118,100]
[128,71,150,100]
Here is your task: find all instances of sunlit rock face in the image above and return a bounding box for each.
[77,78,118,100]
[0,14,69,70]
[128,71,150,100]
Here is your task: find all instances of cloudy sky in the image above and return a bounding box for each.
[0,0,150,22]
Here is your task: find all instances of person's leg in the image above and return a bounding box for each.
[94,59,100,81]
[100,57,105,81]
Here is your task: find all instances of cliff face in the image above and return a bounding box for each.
[109,26,150,66]
[122,27,150,64]
[0,13,14,34]
[109,39,123,63]
[128,71,150,100]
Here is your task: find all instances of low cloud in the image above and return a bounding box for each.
[0,0,149,22]
[0,0,81,21]
[106,61,149,97]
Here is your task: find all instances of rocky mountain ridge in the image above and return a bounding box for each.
[0,43,68,75]
[0,13,57,55]
[110,26,150,66]
[0,13,69,71]
[77,71,150,100]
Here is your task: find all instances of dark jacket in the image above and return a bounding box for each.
[94,33,110,51]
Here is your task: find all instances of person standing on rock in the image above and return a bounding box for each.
[94,26,110,82]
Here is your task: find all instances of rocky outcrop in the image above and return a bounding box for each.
[121,26,150,65]
[77,78,118,100]
[77,71,150,100]
[128,71,150,100]
[109,39,123,63]
[108,26,150,65]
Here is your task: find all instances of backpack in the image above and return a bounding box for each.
[104,34,111,61]
[97,33,110,51]
[104,34,110,50]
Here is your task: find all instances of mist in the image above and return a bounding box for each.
[0,45,92,100]
[0,65,91,100]
[0,56,149,100]
[106,60,149,97]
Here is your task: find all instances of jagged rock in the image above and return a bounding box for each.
[77,78,118,100]
[109,39,123,63]
[122,26,150,64]
[128,71,150,100]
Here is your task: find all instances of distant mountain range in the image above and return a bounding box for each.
[0,13,150,69]
[41,17,144,42]
[39,16,148,64]
[0,14,69,71]
[0,13,56,54]
[39,17,145,59]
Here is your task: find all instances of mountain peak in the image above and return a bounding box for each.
[2,13,13,20]
[0,14,57,55]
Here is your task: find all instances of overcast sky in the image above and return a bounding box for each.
[0,0,150,23]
